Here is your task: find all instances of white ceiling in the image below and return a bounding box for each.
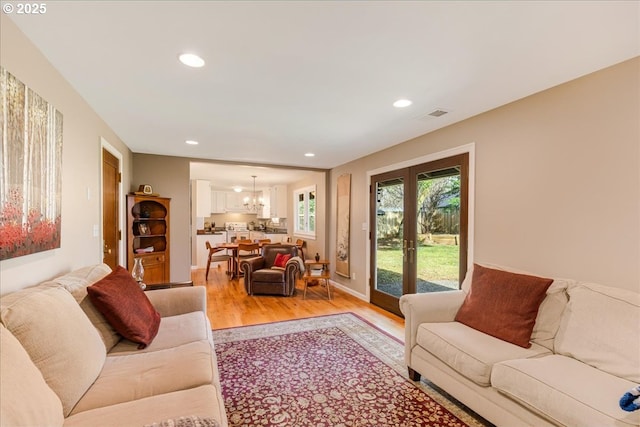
[8,1,639,174]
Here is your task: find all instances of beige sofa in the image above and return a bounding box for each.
[400,264,640,427]
[0,264,228,427]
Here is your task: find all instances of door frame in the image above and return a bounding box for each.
[365,143,476,302]
[100,137,125,266]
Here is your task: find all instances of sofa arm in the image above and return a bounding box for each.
[399,290,466,365]
[145,286,207,318]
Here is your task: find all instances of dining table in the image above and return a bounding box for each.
[216,241,296,279]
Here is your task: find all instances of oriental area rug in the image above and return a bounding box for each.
[213,313,489,427]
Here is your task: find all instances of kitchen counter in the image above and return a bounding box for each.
[264,228,288,234]
[196,229,227,235]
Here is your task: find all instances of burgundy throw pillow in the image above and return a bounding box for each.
[87,266,160,349]
[273,253,292,268]
[454,264,553,348]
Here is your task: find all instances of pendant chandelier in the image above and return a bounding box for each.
[243,175,264,211]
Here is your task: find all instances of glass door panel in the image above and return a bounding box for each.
[415,167,462,293]
[370,170,409,315]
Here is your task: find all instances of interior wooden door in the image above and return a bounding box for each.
[102,148,120,269]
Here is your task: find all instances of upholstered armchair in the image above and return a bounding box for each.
[240,244,301,296]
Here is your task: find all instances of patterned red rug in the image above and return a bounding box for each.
[213,313,488,427]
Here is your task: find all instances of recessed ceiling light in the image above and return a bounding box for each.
[304,153,315,157]
[185,140,199,145]
[178,53,205,68]
[233,187,242,193]
[393,99,412,108]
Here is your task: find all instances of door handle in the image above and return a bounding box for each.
[408,240,415,264]
[402,239,407,261]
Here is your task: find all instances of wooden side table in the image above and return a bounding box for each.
[303,260,331,300]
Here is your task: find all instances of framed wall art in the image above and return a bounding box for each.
[0,67,63,260]
[335,173,351,277]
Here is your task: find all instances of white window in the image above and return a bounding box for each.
[294,185,316,238]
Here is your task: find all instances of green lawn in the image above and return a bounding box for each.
[376,244,459,282]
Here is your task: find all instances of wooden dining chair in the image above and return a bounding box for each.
[236,242,260,275]
[295,238,306,261]
[205,241,232,280]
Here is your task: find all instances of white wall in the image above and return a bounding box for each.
[330,57,640,296]
[0,16,132,295]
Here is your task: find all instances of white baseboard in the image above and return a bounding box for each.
[329,280,369,302]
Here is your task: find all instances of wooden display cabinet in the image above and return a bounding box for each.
[127,195,170,284]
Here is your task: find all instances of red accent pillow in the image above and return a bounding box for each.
[273,253,292,268]
[454,264,553,348]
[87,266,160,349]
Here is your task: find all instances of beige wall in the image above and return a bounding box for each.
[132,154,192,282]
[330,57,640,296]
[0,16,133,295]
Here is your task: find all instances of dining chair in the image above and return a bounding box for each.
[236,242,260,276]
[295,238,306,261]
[205,241,232,280]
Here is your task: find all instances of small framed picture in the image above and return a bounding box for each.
[138,223,149,235]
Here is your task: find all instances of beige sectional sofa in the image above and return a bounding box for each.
[0,264,228,427]
[400,264,640,427]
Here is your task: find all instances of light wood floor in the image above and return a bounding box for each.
[191,266,405,340]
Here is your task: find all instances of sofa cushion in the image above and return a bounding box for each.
[529,279,569,350]
[0,284,106,416]
[71,340,215,414]
[87,265,161,349]
[52,263,121,351]
[461,263,570,350]
[109,311,211,355]
[492,355,640,427]
[416,321,551,386]
[64,385,225,427]
[455,264,553,348]
[555,282,640,383]
[0,325,64,427]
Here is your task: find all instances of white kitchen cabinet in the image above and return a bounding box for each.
[258,185,288,218]
[257,188,271,218]
[270,185,288,218]
[225,192,246,211]
[211,191,226,214]
[195,180,211,217]
[264,233,286,243]
[249,231,265,241]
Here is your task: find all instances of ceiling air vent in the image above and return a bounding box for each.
[414,108,450,121]
[428,109,449,117]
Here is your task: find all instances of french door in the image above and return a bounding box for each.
[369,153,469,316]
